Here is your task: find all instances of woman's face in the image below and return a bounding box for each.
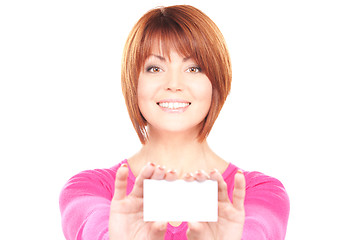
[137,48,212,136]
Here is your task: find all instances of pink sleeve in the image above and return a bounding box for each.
[59,167,119,240]
[242,171,290,240]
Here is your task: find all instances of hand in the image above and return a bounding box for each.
[109,162,177,240]
[185,169,246,240]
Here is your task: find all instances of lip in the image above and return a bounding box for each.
[156,99,191,113]
[157,99,191,103]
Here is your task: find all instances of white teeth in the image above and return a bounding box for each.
[158,102,190,109]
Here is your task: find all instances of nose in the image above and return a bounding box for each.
[165,70,183,92]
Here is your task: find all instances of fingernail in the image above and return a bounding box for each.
[184,172,193,178]
[158,165,166,171]
[167,169,176,174]
[203,171,210,179]
[210,168,219,174]
[121,163,127,168]
[196,170,210,179]
[237,169,243,174]
[149,162,155,167]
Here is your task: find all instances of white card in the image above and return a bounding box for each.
[143,179,218,222]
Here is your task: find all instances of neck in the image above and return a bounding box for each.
[128,127,227,178]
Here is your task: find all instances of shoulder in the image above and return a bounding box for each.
[243,171,289,205]
[242,170,289,207]
[59,160,126,206]
[242,170,290,230]
[59,161,126,240]
[223,165,290,219]
[223,164,288,202]
[244,171,287,194]
[225,168,290,238]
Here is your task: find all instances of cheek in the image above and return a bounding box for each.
[138,77,155,101]
[137,77,161,115]
[137,78,150,112]
[192,78,213,102]
[137,78,147,101]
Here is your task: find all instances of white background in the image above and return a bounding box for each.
[1,0,344,239]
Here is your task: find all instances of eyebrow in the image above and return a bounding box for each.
[150,54,192,62]
[151,54,166,62]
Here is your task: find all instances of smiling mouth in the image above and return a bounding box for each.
[157,102,191,109]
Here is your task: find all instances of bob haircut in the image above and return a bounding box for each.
[121,5,232,144]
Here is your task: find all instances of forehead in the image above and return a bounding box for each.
[137,22,206,72]
[146,46,193,62]
[145,38,191,60]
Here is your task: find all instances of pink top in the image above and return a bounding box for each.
[59,159,289,239]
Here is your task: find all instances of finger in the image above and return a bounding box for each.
[113,163,129,200]
[149,221,168,240]
[130,162,156,198]
[232,170,246,210]
[183,172,195,182]
[210,169,229,203]
[194,170,209,182]
[186,222,204,240]
[165,169,178,181]
[151,165,166,180]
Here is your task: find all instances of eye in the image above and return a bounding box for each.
[146,66,163,73]
[186,66,201,73]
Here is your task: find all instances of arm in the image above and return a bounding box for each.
[59,168,118,240]
[242,171,290,240]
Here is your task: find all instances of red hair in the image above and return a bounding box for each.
[121,5,232,144]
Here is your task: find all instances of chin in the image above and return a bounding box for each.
[148,121,203,136]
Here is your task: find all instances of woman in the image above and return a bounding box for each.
[59,5,290,240]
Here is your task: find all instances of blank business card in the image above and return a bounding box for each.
[143,179,218,222]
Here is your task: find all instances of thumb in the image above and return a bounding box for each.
[113,163,129,200]
[232,170,246,210]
